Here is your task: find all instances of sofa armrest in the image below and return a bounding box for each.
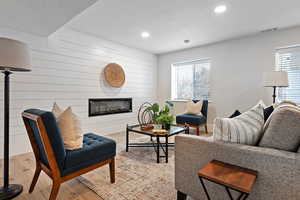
[175,135,299,200]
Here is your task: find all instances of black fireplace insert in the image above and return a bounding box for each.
[88,98,132,117]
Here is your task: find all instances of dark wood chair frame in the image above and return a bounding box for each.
[22,112,115,200]
[177,123,208,136]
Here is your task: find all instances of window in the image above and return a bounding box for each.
[171,59,210,100]
[276,46,300,103]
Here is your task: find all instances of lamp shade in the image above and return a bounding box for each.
[263,71,289,87]
[0,37,31,71]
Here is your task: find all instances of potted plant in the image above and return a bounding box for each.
[156,114,174,130]
[146,103,174,129]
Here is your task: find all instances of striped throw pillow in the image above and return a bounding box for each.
[213,104,264,145]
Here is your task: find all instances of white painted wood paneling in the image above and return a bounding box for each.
[0,27,158,156]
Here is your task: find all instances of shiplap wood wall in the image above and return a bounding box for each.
[0,27,158,156]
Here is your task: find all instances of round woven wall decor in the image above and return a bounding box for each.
[104,63,125,88]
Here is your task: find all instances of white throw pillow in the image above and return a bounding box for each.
[186,101,203,115]
[52,103,83,150]
[52,102,62,118]
[257,100,266,108]
[213,103,264,145]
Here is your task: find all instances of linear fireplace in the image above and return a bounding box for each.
[88,98,132,117]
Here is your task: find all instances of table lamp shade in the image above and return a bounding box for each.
[0,37,31,71]
[263,71,289,87]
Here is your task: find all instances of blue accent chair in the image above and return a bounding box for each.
[176,100,208,135]
[22,109,116,200]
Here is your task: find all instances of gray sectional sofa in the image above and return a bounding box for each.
[175,135,300,200]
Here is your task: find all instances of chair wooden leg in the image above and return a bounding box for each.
[49,181,61,200]
[196,126,200,136]
[29,164,41,193]
[109,157,115,183]
[205,124,208,134]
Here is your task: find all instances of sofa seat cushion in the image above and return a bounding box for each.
[259,106,300,152]
[62,133,116,176]
[176,114,206,126]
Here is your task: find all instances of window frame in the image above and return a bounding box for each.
[171,58,211,101]
[275,45,300,104]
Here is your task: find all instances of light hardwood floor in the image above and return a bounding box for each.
[0,131,145,200]
[1,129,208,200]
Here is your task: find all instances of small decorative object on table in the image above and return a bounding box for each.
[137,102,154,130]
[137,102,175,130]
[140,125,154,131]
[152,129,168,134]
[145,103,174,130]
[156,114,174,130]
[198,160,258,200]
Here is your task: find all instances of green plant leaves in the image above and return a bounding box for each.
[152,103,160,113]
[156,114,174,125]
[145,103,174,125]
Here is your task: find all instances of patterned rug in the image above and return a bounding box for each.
[78,136,179,200]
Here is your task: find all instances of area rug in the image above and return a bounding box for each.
[77,136,179,200]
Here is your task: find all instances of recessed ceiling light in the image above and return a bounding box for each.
[141,32,150,38]
[214,5,227,14]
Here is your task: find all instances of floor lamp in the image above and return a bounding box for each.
[0,38,31,199]
[263,71,289,103]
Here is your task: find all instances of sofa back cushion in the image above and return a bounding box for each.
[213,103,264,145]
[259,106,300,152]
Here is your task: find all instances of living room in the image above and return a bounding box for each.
[0,0,299,200]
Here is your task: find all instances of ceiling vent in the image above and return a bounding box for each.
[261,27,278,33]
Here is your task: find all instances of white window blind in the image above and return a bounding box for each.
[276,46,300,103]
[171,59,210,100]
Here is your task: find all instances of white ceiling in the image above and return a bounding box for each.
[67,0,300,54]
[0,0,97,36]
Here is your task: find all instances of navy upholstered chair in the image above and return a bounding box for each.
[22,109,116,200]
[176,100,208,135]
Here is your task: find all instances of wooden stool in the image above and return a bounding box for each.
[198,160,258,200]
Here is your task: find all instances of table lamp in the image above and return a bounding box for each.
[0,38,31,199]
[263,71,289,103]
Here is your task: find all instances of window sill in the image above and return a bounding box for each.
[169,99,212,103]
[169,99,189,102]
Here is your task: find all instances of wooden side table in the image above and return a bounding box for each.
[198,160,258,200]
